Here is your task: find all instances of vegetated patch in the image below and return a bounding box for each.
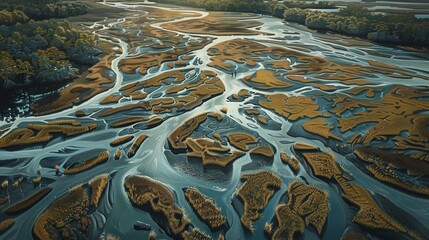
[64,150,109,175]
[184,187,226,230]
[33,174,109,240]
[235,170,282,231]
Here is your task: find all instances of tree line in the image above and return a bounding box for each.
[0,0,90,20]
[284,6,429,45]
[0,1,99,90]
[154,0,429,46]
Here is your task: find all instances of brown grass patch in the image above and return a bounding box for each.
[181,228,211,240]
[268,60,291,70]
[332,86,429,153]
[313,84,336,92]
[111,117,149,128]
[64,150,109,175]
[115,148,121,160]
[300,151,341,180]
[110,135,134,147]
[346,86,380,98]
[354,147,429,196]
[270,181,329,238]
[168,112,222,152]
[89,174,109,207]
[242,69,292,90]
[33,174,109,240]
[339,181,420,239]
[100,94,123,104]
[6,188,52,215]
[0,218,15,235]
[147,115,164,127]
[280,152,300,174]
[184,187,226,230]
[226,132,257,151]
[128,134,148,158]
[208,39,428,84]
[99,70,224,117]
[295,147,422,240]
[302,118,342,141]
[250,146,275,158]
[293,142,319,151]
[258,93,323,121]
[75,110,86,117]
[124,175,190,237]
[0,123,97,149]
[236,171,282,231]
[272,204,304,239]
[186,138,244,167]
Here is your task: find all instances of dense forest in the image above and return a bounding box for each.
[155,0,429,46]
[0,0,99,91]
[285,6,429,45]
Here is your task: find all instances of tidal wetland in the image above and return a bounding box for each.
[0,1,428,240]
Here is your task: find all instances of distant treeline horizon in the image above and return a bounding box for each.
[153,0,429,46]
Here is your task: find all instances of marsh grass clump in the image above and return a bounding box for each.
[268,181,329,239]
[32,176,42,185]
[226,132,257,151]
[55,165,60,175]
[89,174,109,207]
[110,135,134,147]
[302,118,342,141]
[340,229,368,240]
[186,138,245,167]
[124,175,190,238]
[264,223,272,235]
[1,180,8,189]
[181,228,211,240]
[75,110,86,117]
[300,151,341,180]
[288,181,329,235]
[6,187,52,215]
[249,145,275,158]
[354,147,429,197]
[0,218,15,235]
[184,187,226,230]
[128,134,148,158]
[147,116,164,127]
[64,150,109,175]
[115,148,121,160]
[33,174,109,240]
[272,204,304,239]
[236,170,282,231]
[106,234,120,240]
[280,152,300,175]
[295,146,422,240]
[0,123,97,149]
[339,181,421,240]
[293,142,320,151]
[149,230,157,240]
[242,69,292,90]
[111,117,149,128]
[33,184,90,240]
[167,112,220,153]
[12,177,24,188]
